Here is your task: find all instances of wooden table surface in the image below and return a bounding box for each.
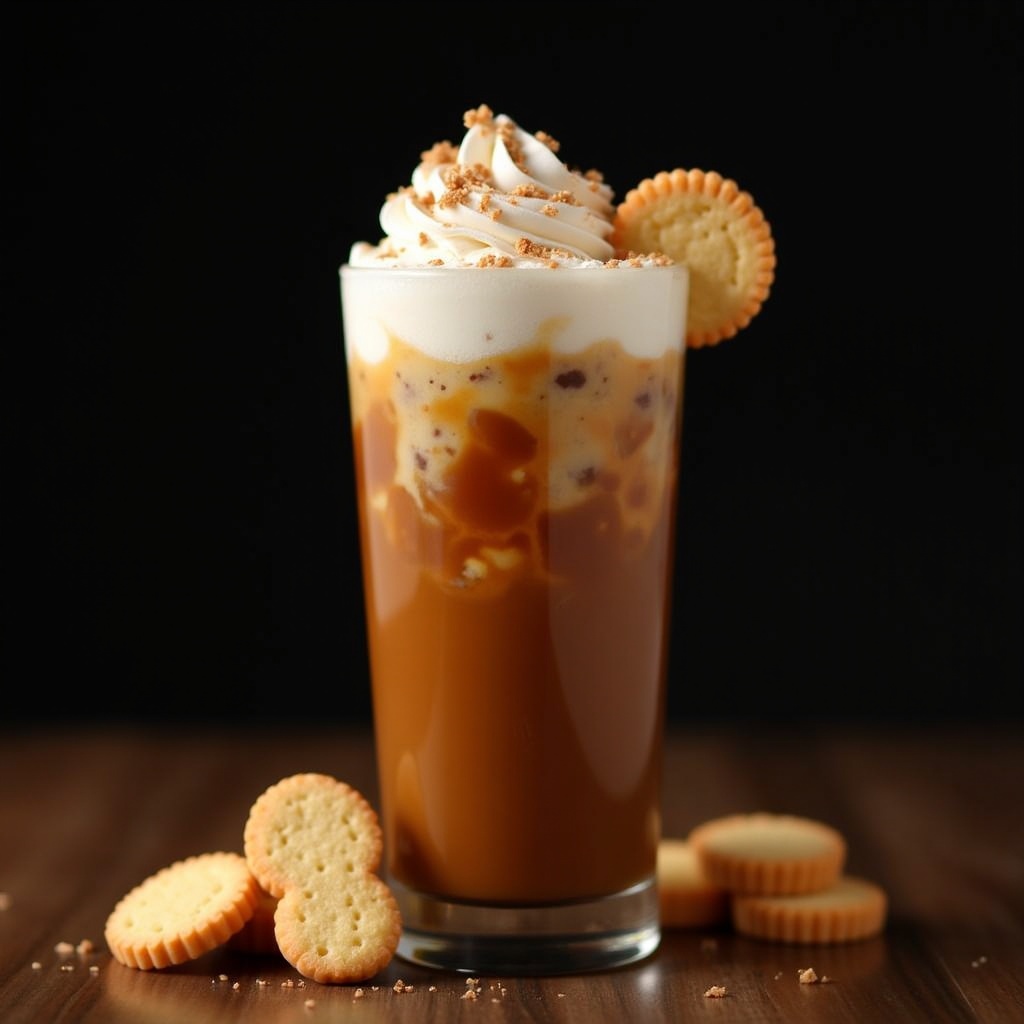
[1,721,1021,1023]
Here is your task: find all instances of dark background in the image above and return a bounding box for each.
[4,1,1020,725]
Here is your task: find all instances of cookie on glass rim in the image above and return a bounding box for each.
[612,168,776,348]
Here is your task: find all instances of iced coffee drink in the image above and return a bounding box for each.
[341,105,688,973]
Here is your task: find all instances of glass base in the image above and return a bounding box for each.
[391,876,660,975]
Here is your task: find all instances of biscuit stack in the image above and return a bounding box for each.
[658,812,888,943]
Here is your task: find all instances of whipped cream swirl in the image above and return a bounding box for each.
[349,105,616,268]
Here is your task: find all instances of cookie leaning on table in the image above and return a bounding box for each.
[104,852,261,969]
[657,838,730,928]
[243,772,401,984]
[226,888,280,956]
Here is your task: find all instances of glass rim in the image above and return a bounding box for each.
[339,262,687,278]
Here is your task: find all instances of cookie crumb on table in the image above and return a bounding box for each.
[798,967,819,984]
[704,985,728,998]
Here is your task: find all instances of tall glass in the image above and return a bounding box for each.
[340,264,688,973]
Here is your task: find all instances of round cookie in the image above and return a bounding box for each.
[227,889,280,956]
[612,168,776,348]
[105,852,260,969]
[732,875,888,944]
[689,813,846,896]
[657,839,730,928]
[243,772,401,984]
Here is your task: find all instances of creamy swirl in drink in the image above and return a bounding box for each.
[342,106,687,905]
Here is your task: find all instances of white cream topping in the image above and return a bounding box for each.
[349,105,617,268]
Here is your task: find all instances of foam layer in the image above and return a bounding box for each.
[340,264,688,365]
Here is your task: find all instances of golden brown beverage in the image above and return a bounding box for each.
[342,267,687,920]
